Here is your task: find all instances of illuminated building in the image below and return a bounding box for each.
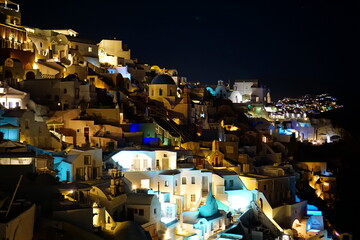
[53,147,103,182]
[149,74,177,103]
[0,109,52,148]
[211,168,254,216]
[111,149,177,171]
[181,191,227,240]
[0,1,25,52]
[125,193,161,239]
[19,75,97,110]
[98,39,131,66]
[0,0,20,25]
[214,80,229,99]
[229,79,271,103]
[0,204,36,240]
[0,84,29,109]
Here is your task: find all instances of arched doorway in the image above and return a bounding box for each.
[26,71,35,80]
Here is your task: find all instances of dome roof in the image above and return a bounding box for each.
[151,74,176,85]
[113,221,151,240]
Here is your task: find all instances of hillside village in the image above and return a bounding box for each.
[0,1,353,240]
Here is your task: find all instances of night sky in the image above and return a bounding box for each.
[16,0,358,102]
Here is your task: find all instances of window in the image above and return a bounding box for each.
[163,154,167,157]
[75,88,79,99]
[229,180,234,187]
[175,180,178,186]
[182,177,187,185]
[191,194,195,202]
[159,88,163,96]
[164,180,169,187]
[154,208,157,214]
[141,179,150,189]
[63,88,67,94]
[139,209,144,216]
[84,155,91,165]
[134,208,138,214]
[88,46,92,52]
[191,176,195,184]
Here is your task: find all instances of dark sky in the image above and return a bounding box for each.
[16,0,358,101]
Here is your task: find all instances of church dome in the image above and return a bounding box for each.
[151,74,175,85]
[113,221,151,240]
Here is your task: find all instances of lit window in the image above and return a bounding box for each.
[182,177,186,184]
[84,155,91,165]
[88,47,92,52]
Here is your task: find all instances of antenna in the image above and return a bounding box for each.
[5,175,23,218]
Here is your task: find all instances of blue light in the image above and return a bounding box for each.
[129,123,141,132]
[206,87,216,96]
[307,204,322,216]
[307,210,322,216]
[55,161,72,182]
[143,137,159,145]
[279,128,293,135]
[107,69,116,74]
[0,128,19,141]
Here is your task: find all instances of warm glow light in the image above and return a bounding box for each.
[230,195,249,211]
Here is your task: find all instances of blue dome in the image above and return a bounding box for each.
[151,74,176,85]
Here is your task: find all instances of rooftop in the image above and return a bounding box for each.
[151,74,176,85]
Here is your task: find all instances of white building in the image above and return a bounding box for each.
[54,147,103,182]
[98,39,131,66]
[111,149,177,172]
[230,79,270,103]
[212,169,254,215]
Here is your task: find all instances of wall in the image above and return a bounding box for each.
[70,148,103,181]
[86,108,121,125]
[0,204,35,240]
[98,39,131,62]
[178,169,202,210]
[272,201,307,229]
[149,84,176,102]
